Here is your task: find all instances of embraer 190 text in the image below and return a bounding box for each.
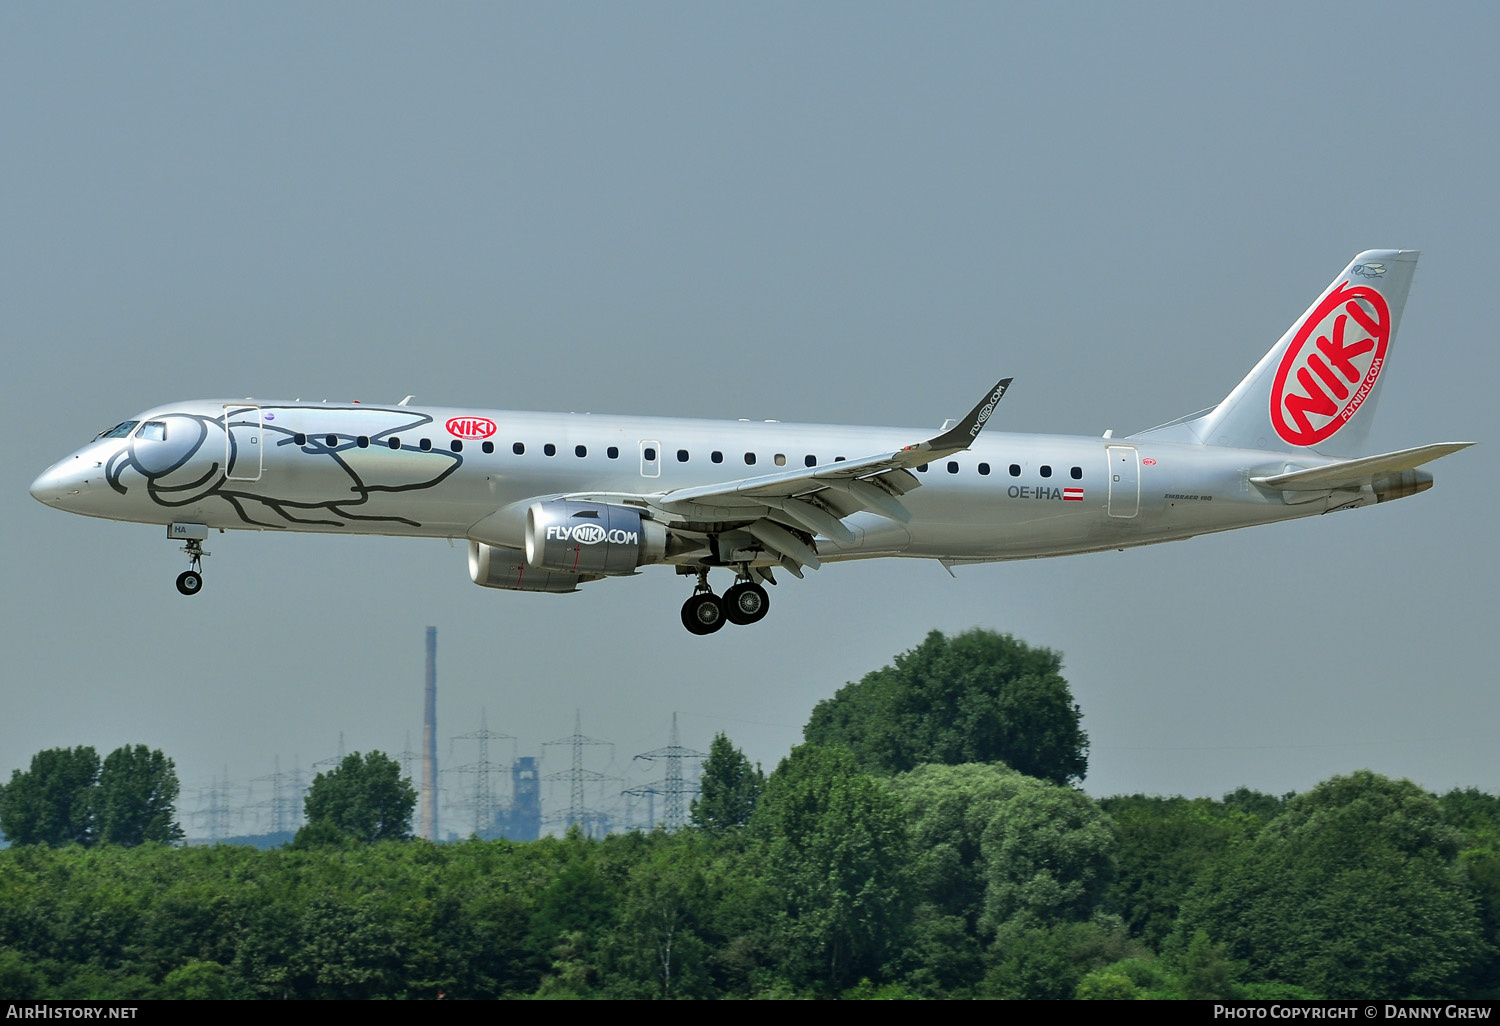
[31,250,1470,634]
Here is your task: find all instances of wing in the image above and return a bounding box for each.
[562,377,1012,576]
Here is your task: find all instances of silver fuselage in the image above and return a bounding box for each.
[30,399,1366,567]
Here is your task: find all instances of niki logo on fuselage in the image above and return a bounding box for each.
[446,416,496,440]
[105,407,462,529]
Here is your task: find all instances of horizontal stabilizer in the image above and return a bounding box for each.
[1250,442,1472,490]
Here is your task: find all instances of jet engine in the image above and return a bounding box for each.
[468,541,593,593]
[524,500,667,576]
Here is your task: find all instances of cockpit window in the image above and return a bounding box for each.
[135,421,167,441]
[96,421,139,440]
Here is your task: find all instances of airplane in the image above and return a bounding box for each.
[30,250,1470,635]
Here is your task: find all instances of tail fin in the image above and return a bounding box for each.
[1132,250,1418,456]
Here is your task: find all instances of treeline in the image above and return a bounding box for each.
[0,744,182,847]
[0,630,1496,999]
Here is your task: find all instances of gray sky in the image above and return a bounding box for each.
[3,2,1496,831]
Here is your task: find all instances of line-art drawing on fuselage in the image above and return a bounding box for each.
[30,250,1472,634]
[102,407,464,530]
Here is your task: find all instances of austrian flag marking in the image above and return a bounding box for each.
[1063,487,1084,501]
[1270,281,1391,447]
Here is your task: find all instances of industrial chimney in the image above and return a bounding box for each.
[421,626,438,841]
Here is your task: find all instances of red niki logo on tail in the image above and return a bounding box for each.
[1270,281,1391,446]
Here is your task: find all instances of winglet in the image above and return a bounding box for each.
[916,377,1013,454]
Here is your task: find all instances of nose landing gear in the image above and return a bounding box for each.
[169,524,210,596]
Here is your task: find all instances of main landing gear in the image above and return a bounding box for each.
[680,568,770,635]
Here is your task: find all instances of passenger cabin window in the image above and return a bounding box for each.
[1009,464,1021,477]
[947,461,959,474]
[774,453,786,467]
[644,447,657,461]
[136,421,167,441]
[481,441,494,453]
[295,433,308,446]
[419,438,432,451]
[677,449,689,462]
[979,462,991,475]
[744,453,756,466]
[544,443,556,456]
[326,434,338,448]
[389,438,401,449]
[513,442,525,455]
[1040,465,1052,478]
[917,464,928,473]
[575,445,587,457]
[357,436,370,448]
[1071,466,1082,480]
[804,455,816,467]
[711,451,723,464]
[607,446,619,459]
[450,440,463,452]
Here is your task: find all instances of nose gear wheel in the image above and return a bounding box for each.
[175,536,209,597]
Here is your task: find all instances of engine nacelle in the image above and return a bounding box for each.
[468,541,592,593]
[525,500,667,576]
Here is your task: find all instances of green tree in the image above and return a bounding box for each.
[159,959,239,1000]
[892,762,1023,932]
[94,745,183,846]
[611,837,714,998]
[1100,793,1270,948]
[978,774,1116,933]
[691,733,763,833]
[751,744,912,993]
[298,752,416,844]
[1176,771,1487,998]
[0,949,46,999]
[980,917,1140,999]
[1433,787,1500,995]
[527,852,619,996]
[0,746,100,846]
[892,762,1116,939]
[1176,929,1240,1000]
[803,629,1088,784]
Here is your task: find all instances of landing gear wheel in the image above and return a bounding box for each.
[723,581,770,625]
[176,570,203,596]
[680,592,726,635]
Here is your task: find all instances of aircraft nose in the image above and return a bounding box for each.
[29,458,87,508]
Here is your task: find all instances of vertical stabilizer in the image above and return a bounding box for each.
[1136,250,1418,457]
